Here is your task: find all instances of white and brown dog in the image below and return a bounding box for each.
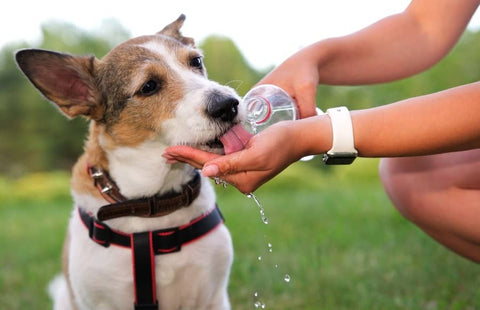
[16,15,241,310]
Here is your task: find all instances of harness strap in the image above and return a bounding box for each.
[78,206,224,309]
[78,205,224,251]
[132,232,158,310]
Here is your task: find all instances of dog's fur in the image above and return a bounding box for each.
[16,15,241,310]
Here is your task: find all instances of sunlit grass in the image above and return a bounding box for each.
[1,160,479,309]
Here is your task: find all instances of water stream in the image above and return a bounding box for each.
[247,192,291,309]
[212,180,291,309]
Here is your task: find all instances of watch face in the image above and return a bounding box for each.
[322,154,357,165]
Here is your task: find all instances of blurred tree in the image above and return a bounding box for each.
[0,21,265,176]
[317,30,480,112]
[0,21,130,176]
[1,22,480,176]
[200,35,266,96]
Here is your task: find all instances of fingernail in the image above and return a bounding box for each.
[202,164,219,177]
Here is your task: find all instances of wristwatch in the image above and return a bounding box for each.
[322,106,358,165]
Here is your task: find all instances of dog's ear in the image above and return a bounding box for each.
[158,14,195,46]
[15,49,104,120]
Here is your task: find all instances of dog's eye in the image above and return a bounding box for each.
[189,56,203,69]
[140,80,159,96]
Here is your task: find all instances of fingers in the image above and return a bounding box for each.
[201,151,247,177]
[218,172,265,194]
[255,80,318,119]
[163,146,265,193]
[297,91,318,118]
[163,145,261,179]
[163,145,220,170]
[163,144,249,178]
[163,145,248,175]
[201,150,277,193]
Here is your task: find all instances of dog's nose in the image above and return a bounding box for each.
[206,93,239,122]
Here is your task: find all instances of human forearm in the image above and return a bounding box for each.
[353,82,480,157]
[313,0,479,85]
[163,82,480,193]
[298,82,480,158]
[260,0,479,118]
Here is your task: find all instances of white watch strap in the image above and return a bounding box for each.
[325,106,358,157]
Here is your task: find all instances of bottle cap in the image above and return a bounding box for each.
[246,96,272,124]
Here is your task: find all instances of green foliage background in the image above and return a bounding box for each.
[2,163,480,309]
[1,20,480,309]
[0,22,265,176]
[2,20,480,176]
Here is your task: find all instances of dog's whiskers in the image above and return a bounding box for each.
[224,80,244,91]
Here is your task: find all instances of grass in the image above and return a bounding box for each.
[1,159,479,309]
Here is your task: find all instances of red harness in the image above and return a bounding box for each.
[79,205,224,310]
[81,166,224,310]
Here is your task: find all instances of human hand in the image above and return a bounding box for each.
[163,120,306,193]
[259,44,321,119]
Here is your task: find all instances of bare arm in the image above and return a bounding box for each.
[163,81,480,193]
[261,0,480,117]
[352,82,480,157]
[162,0,480,193]
[317,0,479,84]
[301,82,480,158]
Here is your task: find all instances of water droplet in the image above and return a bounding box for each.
[250,193,261,206]
[254,301,266,309]
[253,291,266,309]
[284,274,291,283]
[267,243,273,253]
[257,256,262,261]
[213,177,228,188]
[247,193,269,225]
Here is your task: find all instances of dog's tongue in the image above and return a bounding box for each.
[220,124,253,154]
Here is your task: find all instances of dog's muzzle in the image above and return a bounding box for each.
[206,91,239,122]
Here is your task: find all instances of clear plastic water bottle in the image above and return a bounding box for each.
[219,84,321,159]
[244,84,323,161]
[242,84,298,134]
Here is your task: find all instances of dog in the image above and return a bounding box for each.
[16,15,241,310]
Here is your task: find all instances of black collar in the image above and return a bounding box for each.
[88,166,201,221]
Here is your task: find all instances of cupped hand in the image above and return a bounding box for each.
[163,121,304,193]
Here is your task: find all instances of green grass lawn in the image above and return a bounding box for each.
[1,159,479,309]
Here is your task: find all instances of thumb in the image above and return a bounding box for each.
[201,153,240,177]
[202,163,220,177]
[294,84,318,118]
